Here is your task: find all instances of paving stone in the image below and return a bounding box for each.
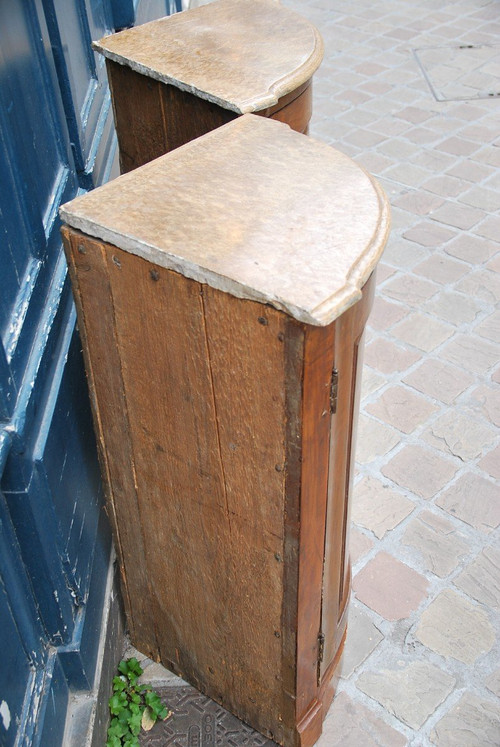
[454,546,500,610]
[447,159,493,184]
[492,367,500,385]
[356,414,401,464]
[340,606,384,679]
[377,262,397,284]
[436,473,500,533]
[486,253,500,274]
[139,662,187,687]
[353,552,429,621]
[395,106,433,124]
[430,202,485,231]
[475,214,500,243]
[486,669,500,698]
[468,384,500,427]
[422,174,469,198]
[476,310,500,344]
[384,162,433,188]
[440,334,499,375]
[403,221,457,248]
[382,444,458,499]
[357,661,456,730]
[349,526,374,565]
[364,338,420,374]
[444,234,497,264]
[365,385,438,434]
[361,367,385,400]
[405,126,440,146]
[368,296,407,331]
[413,254,468,285]
[415,589,495,665]
[430,693,500,747]
[478,444,500,481]
[459,185,500,212]
[434,136,480,157]
[456,269,500,305]
[402,514,468,578]
[317,692,407,747]
[424,291,481,325]
[391,312,454,352]
[352,476,414,539]
[393,190,444,216]
[404,359,474,405]
[382,236,428,270]
[424,409,497,461]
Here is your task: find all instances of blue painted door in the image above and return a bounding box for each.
[0,0,179,744]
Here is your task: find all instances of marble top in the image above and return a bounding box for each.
[93,0,323,114]
[60,115,390,326]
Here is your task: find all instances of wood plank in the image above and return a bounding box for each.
[159,82,237,153]
[281,318,306,745]
[201,286,290,741]
[62,227,159,653]
[320,271,376,677]
[107,60,167,173]
[101,245,232,694]
[295,322,335,723]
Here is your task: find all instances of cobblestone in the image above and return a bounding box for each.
[353,552,429,620]
[352,476,415,539]
[436,473,500,533]
[291,1,500,741]
[430,693,500,747]
[381,444,458,499]
[357,661,456,729]
[403,359,474,404]
[415,590,495,664]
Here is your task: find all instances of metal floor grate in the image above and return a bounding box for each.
[414,43,500,101]
[139,685,277,747]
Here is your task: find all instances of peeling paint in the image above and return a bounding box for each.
[0,700,11,731]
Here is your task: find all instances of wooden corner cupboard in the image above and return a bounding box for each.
[93,0,323,172]
[60,115,389,746]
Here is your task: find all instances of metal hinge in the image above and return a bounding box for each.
[330,368,338,414]
[317,633,325,685]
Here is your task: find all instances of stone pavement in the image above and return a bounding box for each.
[288,0,500,744]
[130,0,500,745]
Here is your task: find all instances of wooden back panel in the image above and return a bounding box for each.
[107,59,312,172]
[63,229,307,742]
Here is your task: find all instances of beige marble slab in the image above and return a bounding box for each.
[93,0,323,113]
[60,115,390,326]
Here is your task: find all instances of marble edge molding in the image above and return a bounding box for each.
[59,180,390,328]
[92,3,324,113]
[310,172,391,325]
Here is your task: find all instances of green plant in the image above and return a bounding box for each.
[106,657,171,747]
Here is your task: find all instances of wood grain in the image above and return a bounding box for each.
[295,322,335,723]
[320,271,376,677]
[61,227,159,653]
[107,61,167,173]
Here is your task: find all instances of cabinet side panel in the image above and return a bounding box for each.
[296,323,335,722]
[107,60,167,173]
[101,245,232,696]
[202,286,288,742]
[159,83,238,153]
[62,228,156,651]
[320,272,376,676]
